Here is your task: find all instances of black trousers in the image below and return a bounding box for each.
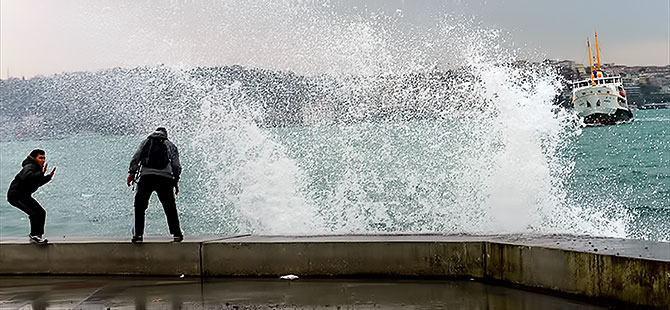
[133,174,182,237]
[7,195,46,236]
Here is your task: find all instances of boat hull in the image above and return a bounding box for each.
[582,108,633,126]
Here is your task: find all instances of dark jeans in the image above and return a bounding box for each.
[7,195,46,236]
[133,174,182,237]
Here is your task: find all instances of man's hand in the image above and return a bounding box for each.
[42,163,48,174]
[126,174,133,187]
[49,167,57,177]
[175,183,180,195]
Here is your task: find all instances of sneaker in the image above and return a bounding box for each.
[131,235,143,243]
[29,235,48,244]
[173,235,183,242]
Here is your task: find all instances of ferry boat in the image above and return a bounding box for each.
[570,33,633,125]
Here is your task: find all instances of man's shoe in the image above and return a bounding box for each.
[29,235,48,244]
[131,235,143,243]
[173,235,183,242]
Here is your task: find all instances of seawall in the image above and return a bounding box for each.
[0,234,668,308]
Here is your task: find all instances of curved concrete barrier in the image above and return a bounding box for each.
[1,234,668,308]
[485,239,670,308]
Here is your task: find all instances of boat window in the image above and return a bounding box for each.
[605,78,613,83]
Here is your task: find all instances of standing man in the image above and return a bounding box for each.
[127,127,183,243]
[7,149,57,244]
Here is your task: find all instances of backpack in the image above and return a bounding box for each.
[140,137,170,169]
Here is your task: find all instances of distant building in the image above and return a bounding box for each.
[571,64,587,78]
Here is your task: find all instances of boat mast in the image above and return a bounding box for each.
[587,38,595,85]
[594,32,602,71]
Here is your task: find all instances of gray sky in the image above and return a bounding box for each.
[1,0,668,79]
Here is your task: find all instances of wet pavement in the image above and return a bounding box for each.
[0,276,615,309]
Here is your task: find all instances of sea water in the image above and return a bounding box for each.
[0,110,668,241]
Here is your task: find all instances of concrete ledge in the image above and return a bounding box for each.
[0,236,202,276]
[203,238,486,277]
[0,234,668,308]
[486,242,670,308]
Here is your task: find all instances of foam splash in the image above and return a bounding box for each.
[181,5,630,238]
[191,80,322,234]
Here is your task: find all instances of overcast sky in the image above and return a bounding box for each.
[1,0,668,79]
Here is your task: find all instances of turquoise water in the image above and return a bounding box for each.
[1,109,668,241]
[565,110,669,241]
